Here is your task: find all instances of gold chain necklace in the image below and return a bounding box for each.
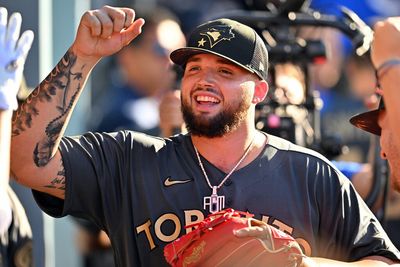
[193,136,255,213]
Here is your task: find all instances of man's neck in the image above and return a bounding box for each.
[191,127,267,173]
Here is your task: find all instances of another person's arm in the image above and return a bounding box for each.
[371,17,400,147]
[0,109,12,235]
[0,109,12,185]
[11,6,144,199]
[0,7,33,234]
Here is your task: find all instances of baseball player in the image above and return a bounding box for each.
[350,17,400,194]
[10,5,400,266]
[371,17,400,150]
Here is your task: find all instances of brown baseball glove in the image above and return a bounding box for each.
[163,208,304,267]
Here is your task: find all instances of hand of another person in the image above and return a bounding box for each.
[371,17,400,69]
[71,5,145,64]
[0,7,34,110]
[159,90,184,137]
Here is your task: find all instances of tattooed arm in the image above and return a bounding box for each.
[10,6,145,199]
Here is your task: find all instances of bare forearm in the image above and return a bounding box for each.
[11,48,94,193]
[0,110,12,187]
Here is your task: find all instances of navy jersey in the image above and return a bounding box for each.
[33,131,400,266]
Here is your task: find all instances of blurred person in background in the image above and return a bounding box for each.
[0,6,34,267]
[158,89,185,137]
[90,6,185,135]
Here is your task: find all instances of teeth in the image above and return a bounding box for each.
[196,95,219,103]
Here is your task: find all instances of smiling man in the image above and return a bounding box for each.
[10,5,400,267]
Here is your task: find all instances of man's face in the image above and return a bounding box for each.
[180,53,258,137]
[378,110,400,191]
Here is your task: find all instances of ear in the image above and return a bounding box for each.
[252,80,269,104]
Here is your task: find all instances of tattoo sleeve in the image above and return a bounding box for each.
[43,159,66,194]
[13,49,84,167]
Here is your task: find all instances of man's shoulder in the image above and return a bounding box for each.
[266,134,349,184]
[62,131,191,154]
[115,130,190,152]
[267,134,333,165]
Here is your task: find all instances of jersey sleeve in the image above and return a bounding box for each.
[315,163,400,261]
[33,130,164,230]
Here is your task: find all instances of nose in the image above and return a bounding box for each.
[197,69,216,88]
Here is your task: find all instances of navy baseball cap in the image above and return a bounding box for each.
[349,97,385,136]
[170,18,269,80]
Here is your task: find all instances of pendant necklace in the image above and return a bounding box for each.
[193,136,255,213]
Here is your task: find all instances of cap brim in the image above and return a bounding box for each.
[349,109,381,136]
[170,47,256,76]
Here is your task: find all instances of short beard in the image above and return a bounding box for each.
[181,98,250,138]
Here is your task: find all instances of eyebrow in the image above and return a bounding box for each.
[186,56,201,64]
[186,55,235,66]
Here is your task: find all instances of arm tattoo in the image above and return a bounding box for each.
[44,160,66,195]
[12,49,84,167]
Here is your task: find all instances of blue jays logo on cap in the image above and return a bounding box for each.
[170,18,269,80]
[198,25,235,48]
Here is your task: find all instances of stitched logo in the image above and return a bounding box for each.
[198,24,235,48]
[164,177,192,187]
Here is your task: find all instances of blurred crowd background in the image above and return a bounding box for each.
[3,0,400,266]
